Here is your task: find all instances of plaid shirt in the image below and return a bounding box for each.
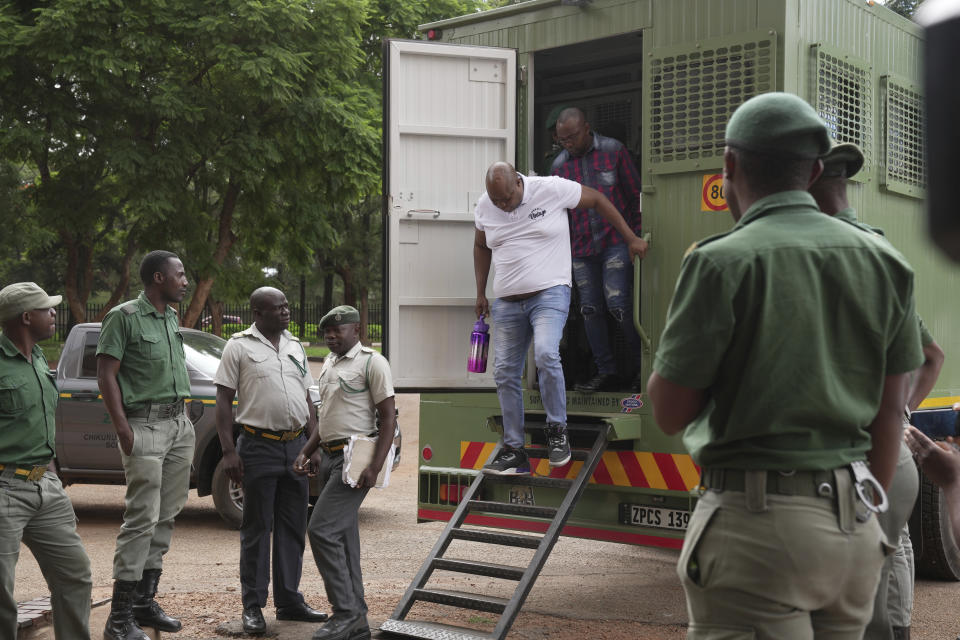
[551,133,642,258]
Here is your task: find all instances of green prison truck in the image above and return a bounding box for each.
[381,0,960,586]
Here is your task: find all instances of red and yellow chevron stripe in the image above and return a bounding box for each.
[459,441,701,491]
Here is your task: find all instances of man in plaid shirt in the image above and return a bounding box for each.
[551,107,648,392]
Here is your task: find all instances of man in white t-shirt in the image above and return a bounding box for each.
[474,161,647,474]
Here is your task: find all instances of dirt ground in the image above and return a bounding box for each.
[13,394,960,639]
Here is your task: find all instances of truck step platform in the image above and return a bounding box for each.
[380,423,610,640]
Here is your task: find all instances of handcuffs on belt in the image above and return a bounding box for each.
[850,460,889,515]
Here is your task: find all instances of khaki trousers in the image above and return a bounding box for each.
[680,474,888,639]
[113,412,194,581]
[0,470,92,640]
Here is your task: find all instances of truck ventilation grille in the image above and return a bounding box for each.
[882,75,925,197]
[812,45,873,181]
[648,33,775,172]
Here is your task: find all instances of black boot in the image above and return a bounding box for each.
[892,627,910,640]
[103,580,149,640]
[133,568,182,632]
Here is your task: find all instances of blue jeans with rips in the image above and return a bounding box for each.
[491,285,570,448]
[572,244,643,375]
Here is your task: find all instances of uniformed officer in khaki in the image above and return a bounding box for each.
[97,250,194,640]
[0,282,92,640]
[810,142,945,640]
[294,305,396,640]
[647,93,924,639]
[214,286,328,634]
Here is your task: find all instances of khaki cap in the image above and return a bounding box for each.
[319,305,360,329]
[822,141,864,178]
[725,92,831,159]
[0,282,62,322]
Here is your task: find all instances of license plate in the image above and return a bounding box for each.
[619,503,690,531]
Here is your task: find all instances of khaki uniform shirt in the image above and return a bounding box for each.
[97,292,190,410]
[0,334,58,465]
[654,190,923,471]
[316,342,393,442]
[214,324,312,430]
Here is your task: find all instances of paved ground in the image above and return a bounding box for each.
[14,394,960,639]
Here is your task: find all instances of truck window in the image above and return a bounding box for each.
[79,331,99,378]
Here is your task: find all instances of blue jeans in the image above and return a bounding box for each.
[572,244,642,375]
[491,285,570,448]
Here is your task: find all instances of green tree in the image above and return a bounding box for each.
[885,0,924,18]
[0,0,379,325]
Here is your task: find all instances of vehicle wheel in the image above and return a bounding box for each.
[909,468,960,580]
[212,457,243,530]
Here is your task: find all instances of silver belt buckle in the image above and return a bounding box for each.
[850,460,888,514]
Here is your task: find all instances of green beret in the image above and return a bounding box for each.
[725,92,831,159]
[545,104,570,130]
[319,305,360,329]
[821,141,864,179]
[0,282,61,322]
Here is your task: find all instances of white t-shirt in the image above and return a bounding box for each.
[475,174,582,298]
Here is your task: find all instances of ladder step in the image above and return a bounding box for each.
[521,422,608,432]
[467,499,558,519]
[413,588,508,614]
[449,528,542,549]
[483,474,572,489]
[432,558,526,580]
[525,446,589,461]
[380,619,492,639]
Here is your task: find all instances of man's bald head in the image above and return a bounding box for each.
[556,107,591,156]
[250,286,284,310]
[485,162,524,212]
[556,107,586,127]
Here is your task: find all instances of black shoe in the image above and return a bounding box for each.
[276,602,329,622]
[242,606,266,634]
[574,373,620,392]
[132,569,181,632]
[545,423,571,467]
[103,580,149,640]
[481,445,531,475]
[311,613,366,640]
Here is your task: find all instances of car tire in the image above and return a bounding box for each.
[910,468,960,580]
[212,457,243,530]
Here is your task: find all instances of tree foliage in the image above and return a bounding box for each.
[884,0,924,18]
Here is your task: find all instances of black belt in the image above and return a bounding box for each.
[242,425,304,442]
[0,463,49,482]
[701,468,838,498]
[125,399,185,419]
[501,289,544,302]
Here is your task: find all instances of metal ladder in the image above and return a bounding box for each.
[380,422,610,640]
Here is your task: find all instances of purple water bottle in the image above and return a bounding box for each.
[467,316,490,373]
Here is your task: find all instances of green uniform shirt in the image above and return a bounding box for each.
[834,206,934,347]
[0,334,58,465]
[654,190,924,471]
[96,292,191,410]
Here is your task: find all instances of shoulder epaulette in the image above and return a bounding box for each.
[290,334,301,342]
[683,241,699,259]
[120,302,138,315]
[360,346,376,354]
[230,331,245,339]
[835,217,885,239]
[690,230,733,251]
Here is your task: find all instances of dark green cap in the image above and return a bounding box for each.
[319,305,360,329]
[545,104,570,130]
[725,92,831,159]
[821,141,864,178]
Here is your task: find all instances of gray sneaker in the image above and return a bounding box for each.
[482,445,531,475]
[546,423,571,467]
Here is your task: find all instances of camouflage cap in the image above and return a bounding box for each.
[545,104,570,130]
[319,305,360,329]
[725,92,831,160]
[0,282,61,322]
[821,141,864,179]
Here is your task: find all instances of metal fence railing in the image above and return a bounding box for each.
[54,301,383,343]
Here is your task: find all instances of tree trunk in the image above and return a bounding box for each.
[358,287,369,345]
[60,231,87,324]
[322,272,334,311]
[181,181,241,327]
[210,299,223,337]
[94,231,139,321]
[340,267,355,309]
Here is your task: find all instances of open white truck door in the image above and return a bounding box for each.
[384,40,516,389]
